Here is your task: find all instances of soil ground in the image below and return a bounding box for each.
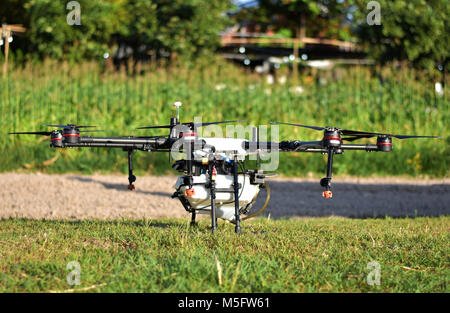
[0,173,448,220]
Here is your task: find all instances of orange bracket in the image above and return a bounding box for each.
[322,190,333,199]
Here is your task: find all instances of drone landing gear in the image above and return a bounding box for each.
[207,157,242,234]
[209,163,217,234]
[190,211,197,227]
[320,147,334,199]
[233,156,241,234]
[127,149,136,190]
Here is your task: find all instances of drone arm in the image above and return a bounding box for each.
[285,142,380,152]
[79,137,165,144]
[66,142,150,149]
[244,140,324,152]
[60,136,168,151]
[252,141,383,199]
[279,141,324,151]
[280,142,381,152]
[340,144,379,151]
[58,137,170,190]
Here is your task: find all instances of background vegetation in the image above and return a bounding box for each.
[0,0,232,62]
[0,0,448,71]
[1,61,448,177]
[0,1,448,177]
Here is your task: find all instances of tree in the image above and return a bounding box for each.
[350,0,449,71]
[21,0,119,61]
[1,0,232,63]
[115,0,232,59]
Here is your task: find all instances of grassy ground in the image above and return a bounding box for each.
[0,216,448,292]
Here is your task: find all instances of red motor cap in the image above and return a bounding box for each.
[323,129,341,147]
[50,132,64,147]
[180,132,197,137]
[63,128,80,144]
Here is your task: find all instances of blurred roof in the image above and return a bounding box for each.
[233,0,259,9]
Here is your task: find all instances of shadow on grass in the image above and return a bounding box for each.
[68,175,173,198]
[13,218,183,230]
[254,180,450,219]
[62,175,449,219]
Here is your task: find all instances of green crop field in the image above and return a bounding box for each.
[1,60,448,177]
[0,217,448,292]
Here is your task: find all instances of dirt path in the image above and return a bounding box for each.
[0,173,448,220]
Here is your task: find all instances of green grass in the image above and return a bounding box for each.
[1,60,448,177]
[1,216,448,292]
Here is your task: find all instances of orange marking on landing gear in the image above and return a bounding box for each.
[322,190,333,199]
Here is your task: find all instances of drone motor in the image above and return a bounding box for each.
[50,131,64,148]
[377,136,393,152]
[62,126,80,144]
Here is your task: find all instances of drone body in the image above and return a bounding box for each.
[10,102,440,233]
[174,167,261,222]
[172,135,265,228]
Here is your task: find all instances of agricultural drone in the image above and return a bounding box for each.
[9,102,440,234]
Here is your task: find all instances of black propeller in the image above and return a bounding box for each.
[8,131,53,136]
[136,135,168,138]
[270,121,441,140]
[341,134,441,141]
[9,129,110,135]
[269,121,324,131]
[42,124,96,129]
[137,120,245,130]
[136,125,171,129]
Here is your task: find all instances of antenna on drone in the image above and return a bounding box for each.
[173,101,182,122]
